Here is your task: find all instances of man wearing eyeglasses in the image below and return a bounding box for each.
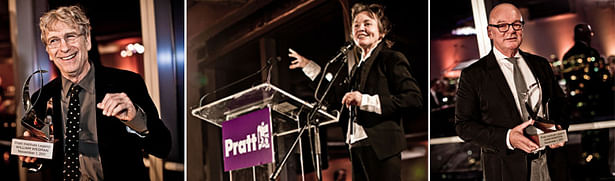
[455,3,568,181]
[19,5,171,180]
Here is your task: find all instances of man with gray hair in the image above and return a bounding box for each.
[20,5,171,180]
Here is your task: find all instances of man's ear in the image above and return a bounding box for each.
[487,27,493,39]
[86,35,92,51]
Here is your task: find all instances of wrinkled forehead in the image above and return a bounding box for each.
[45,20,80,36]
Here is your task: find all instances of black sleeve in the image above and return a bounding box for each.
[455,69,509,152]
[128,73,172,158]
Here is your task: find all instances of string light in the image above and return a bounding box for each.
[120,43,145,58]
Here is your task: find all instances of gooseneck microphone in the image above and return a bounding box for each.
[328,41,354,64]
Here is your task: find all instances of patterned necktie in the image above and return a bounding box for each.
[64,84,81,180]
[507,57,529,121]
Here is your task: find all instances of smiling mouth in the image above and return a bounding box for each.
[60,53,77,60]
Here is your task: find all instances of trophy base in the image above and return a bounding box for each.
[528,130,568,147]
[10,138,54,159]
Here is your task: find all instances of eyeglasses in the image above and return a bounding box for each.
[46,33,83,49]
[488,22,524,32]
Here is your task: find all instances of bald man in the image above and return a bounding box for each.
[455,3,568,181]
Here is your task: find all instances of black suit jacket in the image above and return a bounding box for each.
[31,65,171,180]
[455,50,568,181]
[320,43,422,160]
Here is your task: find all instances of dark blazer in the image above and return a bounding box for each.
[455,50,568,181]
[31,65,171,180]
[321,43,422,160]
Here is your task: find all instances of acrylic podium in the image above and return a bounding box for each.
[191,83,337,180]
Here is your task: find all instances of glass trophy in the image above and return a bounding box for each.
[10,70,55,172]
[522,82,568,147]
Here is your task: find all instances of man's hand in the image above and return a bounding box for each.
[18,131,37,163]
[288,48,311,69]
[97,92,136,121]
[509,120,539,153]
[342,91,362,108]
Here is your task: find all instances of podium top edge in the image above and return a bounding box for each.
[190,83,337,125]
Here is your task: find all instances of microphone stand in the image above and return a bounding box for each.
[343,58,372,180]
[270,54,349,181]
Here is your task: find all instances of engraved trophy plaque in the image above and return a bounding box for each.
[523,82,568,147]
[10,70,55,172]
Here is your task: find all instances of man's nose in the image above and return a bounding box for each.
[59,39,70,52]
[506,25,517,34]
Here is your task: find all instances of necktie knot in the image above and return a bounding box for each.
[70,84,81,94]
[506,57,519,64]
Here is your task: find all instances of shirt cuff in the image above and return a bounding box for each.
[359,94,382,115]
[302,61,321,81]
[124,104,148,134]
[506,129,514,150]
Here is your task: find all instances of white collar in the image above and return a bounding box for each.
[493,47,522,63]
[358,40,382,67]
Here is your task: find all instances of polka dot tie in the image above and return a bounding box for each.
[64,85,81,180]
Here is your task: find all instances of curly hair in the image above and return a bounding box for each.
[39,5,90,45]
[351,3,391,36]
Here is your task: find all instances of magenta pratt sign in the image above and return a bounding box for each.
[222,107,273,171]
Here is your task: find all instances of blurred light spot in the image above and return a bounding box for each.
[451,26,477,35]
[200,75,208,87]
[468,158,476,164]
[325,73,333,82]
[3,152,9,162]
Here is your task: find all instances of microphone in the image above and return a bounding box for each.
[266,56,282,66]
[265,56,281,85]
[328,41,354,63]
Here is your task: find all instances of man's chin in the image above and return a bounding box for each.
[503,43,520,50]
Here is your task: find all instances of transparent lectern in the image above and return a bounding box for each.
[192,83,338,180]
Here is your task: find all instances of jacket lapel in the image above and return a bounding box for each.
[358,43,383,90]
[520,51,549,107]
